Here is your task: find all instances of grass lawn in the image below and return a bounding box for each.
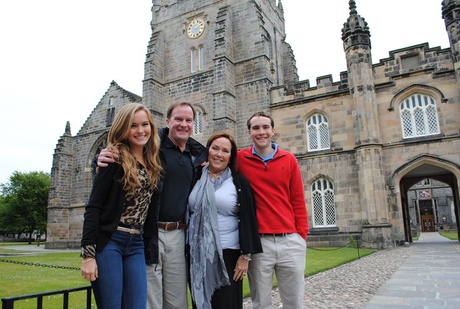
[0,251,95,309]
[1,242,31,246]
[0,245,374,308]
[439,230,459,240]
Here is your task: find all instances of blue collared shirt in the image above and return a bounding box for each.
[252,143,278,163]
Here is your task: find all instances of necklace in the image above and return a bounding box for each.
[208,170,223,180]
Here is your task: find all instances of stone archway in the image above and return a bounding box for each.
[389,155,460,243]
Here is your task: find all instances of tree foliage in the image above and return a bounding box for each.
[0,171,50,241]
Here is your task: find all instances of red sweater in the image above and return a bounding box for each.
[237,147,309,239]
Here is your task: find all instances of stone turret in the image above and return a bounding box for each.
[342,0,389,245]
[442,0,460,96]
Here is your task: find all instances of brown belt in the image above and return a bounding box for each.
[158,221,188,231]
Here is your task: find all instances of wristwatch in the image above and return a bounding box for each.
[242,253,252,261]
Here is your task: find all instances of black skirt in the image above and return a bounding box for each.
[211,249,243,309]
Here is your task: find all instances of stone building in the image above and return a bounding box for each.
[46,0,460,249]
[407,179,456,233]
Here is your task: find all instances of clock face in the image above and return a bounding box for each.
[187,18,205,38]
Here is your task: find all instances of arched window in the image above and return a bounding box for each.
[306,113,330,151]
[191,46,204,73]
[311,178,336,228]
[193,109,203,135]
[191,48,198,73]
[400,94,440,138]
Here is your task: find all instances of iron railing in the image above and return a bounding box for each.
[1,286,92,309]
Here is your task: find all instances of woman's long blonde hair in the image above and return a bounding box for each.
[107,103,162,196]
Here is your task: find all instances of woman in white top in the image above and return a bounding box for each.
[187,131,262,309]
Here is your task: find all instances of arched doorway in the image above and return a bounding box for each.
[405,178,453,233]
[390,155,460,243]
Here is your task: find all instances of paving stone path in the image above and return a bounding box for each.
[243,245,414,308]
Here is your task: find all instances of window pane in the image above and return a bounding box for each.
[319,123,330,149]
[199,46,204,71]
[426,106,439,134]
[193,110,203,135]
[324,190,336,225]
[308,126,318,150]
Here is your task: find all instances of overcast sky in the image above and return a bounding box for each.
[0,0,449,185]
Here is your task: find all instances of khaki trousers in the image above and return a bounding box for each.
[248,233,307,309]
[146,229,188,309]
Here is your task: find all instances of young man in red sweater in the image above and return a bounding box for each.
[237,111,309,309]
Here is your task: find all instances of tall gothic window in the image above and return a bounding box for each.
[106,97,115,127]
[307,113,330,151]
[191,48,197,73]
[400,94,440,138]
[191,46,204,73]
[311,178,336,227]
[193,109,203,135]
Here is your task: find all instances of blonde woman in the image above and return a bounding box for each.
[81,103,161,308]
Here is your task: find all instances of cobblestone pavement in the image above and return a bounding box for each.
[243,246,414,309]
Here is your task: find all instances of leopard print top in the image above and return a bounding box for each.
[81,164,154,258]
[119,165,154,227]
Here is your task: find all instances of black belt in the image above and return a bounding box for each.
[260,233,292,237]
[158,221,188,231]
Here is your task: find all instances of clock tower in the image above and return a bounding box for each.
[142,0,298,145]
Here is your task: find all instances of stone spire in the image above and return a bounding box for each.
[341,0,371,50]
[341,0,378,144]
[278,0,284,12]
[64,121,71,136]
